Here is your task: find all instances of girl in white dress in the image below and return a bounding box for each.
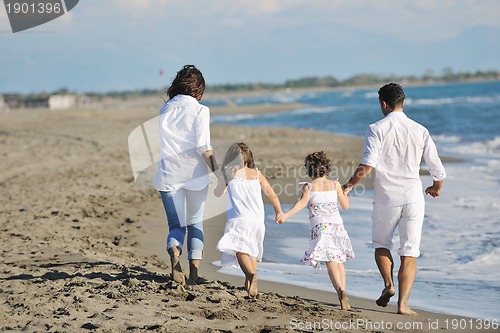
[277,151,354,310]
[215,143,283,298]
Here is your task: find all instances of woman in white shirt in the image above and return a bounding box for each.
[154,65,219,285]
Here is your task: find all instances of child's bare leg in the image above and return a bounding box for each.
[251,257,257,272]
[326,261,350,310]
[236,252,252,290]
[248,258,258,297]
[236,252,258,298]
[326,261,342,290]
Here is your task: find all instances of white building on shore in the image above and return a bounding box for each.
[48,94,77,110]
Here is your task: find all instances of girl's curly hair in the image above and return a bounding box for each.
[304,151,331,178]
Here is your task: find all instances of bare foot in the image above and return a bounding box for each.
[187,276,209,286]
[376,287,395,307]
[248,274,258,298]
[398,305,418,316]
[338,289,351,311]
[168,248,185,285]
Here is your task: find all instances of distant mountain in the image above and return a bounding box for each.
[198,22,500,84]
[390,25,500,77]
[2,16,499,93]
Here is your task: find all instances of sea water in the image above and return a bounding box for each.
[209,81,500,321]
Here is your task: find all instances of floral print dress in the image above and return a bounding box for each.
[300,182,354,268]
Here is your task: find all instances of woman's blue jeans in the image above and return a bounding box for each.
[160,186,208,260]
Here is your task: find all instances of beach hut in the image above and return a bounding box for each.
[0,94,22,110]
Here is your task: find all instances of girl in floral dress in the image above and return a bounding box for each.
[277,151,354,310]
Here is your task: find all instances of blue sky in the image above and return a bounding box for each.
[1,0,500,93]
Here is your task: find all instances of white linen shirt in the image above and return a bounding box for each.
[154,94,213,191]
[361,111,446,206]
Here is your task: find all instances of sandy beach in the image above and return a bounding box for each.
[0,99,494,332]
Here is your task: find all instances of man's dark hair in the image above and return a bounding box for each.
[378,83,405,110]
[167,65,205,100]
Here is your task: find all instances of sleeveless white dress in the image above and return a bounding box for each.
[216,173,265,268]
[300,182,354,268]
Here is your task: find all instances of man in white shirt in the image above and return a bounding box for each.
[344,83,446,316]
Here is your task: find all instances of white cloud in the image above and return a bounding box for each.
[2,0,499,92]
[0,3,8,23]
[2,0,491,45]
[107,0,186,17]
[213,0,302,16]
[297,0,500,41]
[110,0,165,11]
[82,0,500,42]
[103,0,303,19]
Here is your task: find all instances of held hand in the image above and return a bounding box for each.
[213,181,226,197]
[213,171,228,197]
[342,183,353,195]
[425,185,441,198]
[276,212,286,224]
[214,169,224,182]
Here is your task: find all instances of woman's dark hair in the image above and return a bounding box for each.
[304,151,331,178]
[222,142,255,183]
[166,65,205,100]
[378,83,405,110]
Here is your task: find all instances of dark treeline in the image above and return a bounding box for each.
[206,69,500,93]
[10,69,500,102]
